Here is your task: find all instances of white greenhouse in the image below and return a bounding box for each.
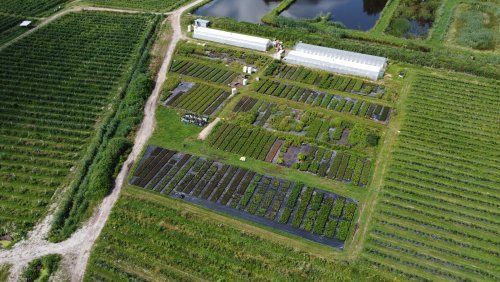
[193,26,272,52]
[284,43,387,80]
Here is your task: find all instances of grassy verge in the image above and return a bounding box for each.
[371,0,401,34]
[345,66,415,259]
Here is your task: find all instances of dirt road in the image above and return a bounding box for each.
[0,0,204,280]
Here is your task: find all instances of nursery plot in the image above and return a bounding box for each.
[170,59,238,85]
[87,0,191,12]
[0,12,154,240]
[207,123,277,161]
[130,145,359,248]
[208,123,372,187]
[232,96,380,150]
[265,62,386,99]
[362,73,500,281]
[254,79,390,123]
[165,82,230,115]
[176,41,272,69]
[0,0,67,16]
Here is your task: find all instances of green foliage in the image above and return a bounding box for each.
[0,0,66,16]
[85,188,388,281]
[161,75,181,101]
[22,255,61,282]
[387,17,411,37]
[348,124,367,147]
[47,13,160,242]
[87,0,191,12]
[364,73,500,280]
[454,3,498,50]
[0,265,11,282]
[386,0,441,38]
[0,12,157,242]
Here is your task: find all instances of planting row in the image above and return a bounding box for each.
[164,82,229,115]
[265,61,385,99]
[208,123,372,187]
[208,123,277,161]
[233,96,380,149]
[0,0,66,16]
[0,14,23,33]
[363,73,500,281]
[254,79,390,122]
[170,59,238,85]
[0,12,155,240]
[130,145,359,247]
[176,41,272,68]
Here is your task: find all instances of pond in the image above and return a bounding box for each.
[406,20,431,38]
[280,0,388,31]
[193,0,281,24]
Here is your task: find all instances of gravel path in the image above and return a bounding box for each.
[198,117,221,140]
[0,1,204,280]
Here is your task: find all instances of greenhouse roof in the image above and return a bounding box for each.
[284,43,387,80]
[193,27,271,50]
[295,43,387,68]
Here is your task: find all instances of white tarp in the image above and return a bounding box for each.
[193,27,271,52]
[284,43,387,80]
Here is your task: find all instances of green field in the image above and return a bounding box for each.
[0,11,155,242]
[86,0,192,12]
[0,0,67,16]
[361,72,500,280]
[84,187,387,281]
[447,2,499,51]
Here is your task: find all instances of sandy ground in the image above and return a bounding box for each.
[0,0,205,280]
[198,117,221,140]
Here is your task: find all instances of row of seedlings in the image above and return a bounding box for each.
[254,79,390,122]
[207,123,277,161]
[170,59,237,84]
[265,62,385,98]
[233,96,258,112]
[208,123,371,187]
[0,12,157,237]
[165,83,230,115]
[276,143,371,187]
[131,145,359,247]
[233,97,355,146]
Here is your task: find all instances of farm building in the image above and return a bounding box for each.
[193,26,272,52]
[284,43,387,80]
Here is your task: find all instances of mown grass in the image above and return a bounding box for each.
[84,186,391,281]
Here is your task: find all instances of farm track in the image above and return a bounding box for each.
[0,0,204,280]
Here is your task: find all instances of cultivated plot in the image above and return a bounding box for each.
[131,145,359,248]
[84,187,385,281]
[0,11,155,241]
[362,72,500,281]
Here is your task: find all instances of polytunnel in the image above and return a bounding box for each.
[284,43,387,80]
[193,26,272,52]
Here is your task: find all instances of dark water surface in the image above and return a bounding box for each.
[281,0,388,31]
[194,0,281,23]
